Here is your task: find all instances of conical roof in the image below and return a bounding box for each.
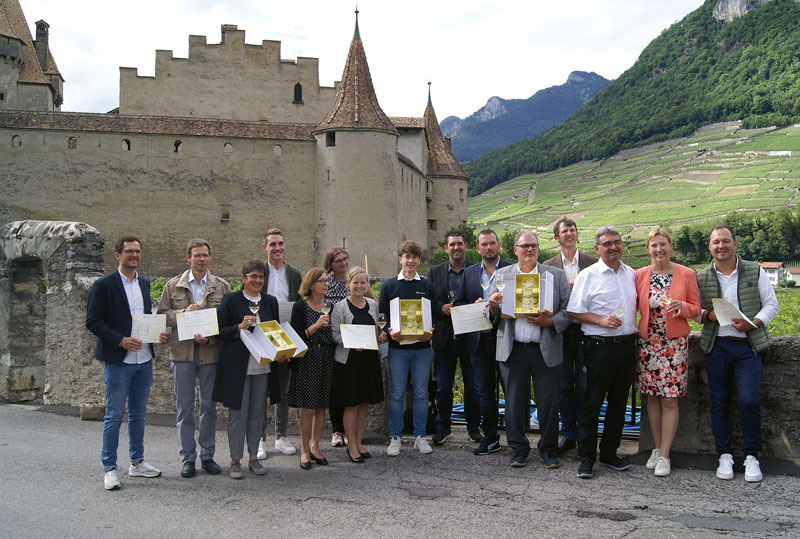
[0,0,60,83]
[424,85,468,179]
[314,11,397,135]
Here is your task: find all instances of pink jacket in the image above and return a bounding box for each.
[635,263,701,339]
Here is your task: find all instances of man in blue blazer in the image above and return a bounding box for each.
[455,229,512,456]
[86,236,168,491]
[487,230,571,469]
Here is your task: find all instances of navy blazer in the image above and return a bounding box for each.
[212,290,280,410]
[425,260,472,352]
[86,270,153,364]
[455,258,512,355]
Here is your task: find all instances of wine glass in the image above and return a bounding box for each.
[376,312,387,329]
[193,294,205,308]
[449,289,459,340]
[321,301,332,316]
[613,303,625,318]
[248,299,259,326]
[495,274,505,293]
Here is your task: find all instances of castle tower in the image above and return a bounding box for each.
[312,10,404,277]
[423,84,469,248]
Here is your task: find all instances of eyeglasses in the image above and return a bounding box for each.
[333,257,349,264]
[598,240,623,248]
[122,249,141,255]
[515,243,539,251]
[315,277,328,283]
[244,273,265,280]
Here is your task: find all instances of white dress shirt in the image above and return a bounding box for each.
[714,260,779,338]
[267,263,289,302]
[561,251,580,284]
[396,271,421,281]
[188,271,207,305]
[119,269,152,364]
[567,259,637,337]
[513,264,542,343]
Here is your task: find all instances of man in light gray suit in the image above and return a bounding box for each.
[487,230,571,468]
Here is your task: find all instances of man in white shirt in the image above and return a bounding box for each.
[697,225,778,483]
[257,228,301,458]
[567,225,637,479]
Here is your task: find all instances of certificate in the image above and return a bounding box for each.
[451,303,492,335]
[176,308,220,341]
[712,298,757,328]
[131,314,166,343]
[278,301,294,324]
[340,324,379,350]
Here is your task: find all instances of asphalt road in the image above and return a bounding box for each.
[1,403,798,539]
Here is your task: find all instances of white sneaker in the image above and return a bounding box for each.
[103,469,121,490]
[744,455,763,482]
[128,460,161,478]
[716,453,734,480]
[275,437,297,455]
[387,436,402,457]
[257,439,268,460]
[654,456,671,477]
[414,436,433,455]
[331,432,344,447]
[646,448,661,470]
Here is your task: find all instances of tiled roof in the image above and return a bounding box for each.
[759,262,784,269]
[314,13,397,135]
[0,111,316,140]
[391,117,424,129]
[786,267,800,273]
[0,0,59,84]
[424,88,468,180]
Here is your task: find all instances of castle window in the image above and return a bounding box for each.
[219,201,231,221]
[459,188,465,201]
[326,132,335,147]
[12,135,21,148]
[428,219,437,231]
[174,140,182,153]
[293,83,303,104]
[122,139,131,151]
[273,144,282,157]
[342,238,347,249]
[0,93,5,101]
[68,137,77,149]
[224,142,233,154]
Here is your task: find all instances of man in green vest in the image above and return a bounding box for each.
[697,225,778,483]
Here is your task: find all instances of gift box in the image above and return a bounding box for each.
[389,297,432,342]
[501,272,554,319]
[240,320,307,364]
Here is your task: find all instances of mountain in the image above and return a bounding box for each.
[441,71,610,162]
[465,0,800,196]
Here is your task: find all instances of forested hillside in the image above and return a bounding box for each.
[466,0,800,195]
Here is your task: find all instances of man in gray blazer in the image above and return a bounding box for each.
[543,218,598,454]
[487,230,572,468]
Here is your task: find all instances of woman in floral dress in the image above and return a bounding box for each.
[635,228,701,477]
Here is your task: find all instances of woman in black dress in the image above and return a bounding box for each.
[330,267,386,463]
[288,267,334,469]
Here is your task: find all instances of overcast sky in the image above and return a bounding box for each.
[20,0,703,120]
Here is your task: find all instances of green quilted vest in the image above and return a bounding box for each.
[697,255,771,353]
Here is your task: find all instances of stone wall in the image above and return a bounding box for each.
[639,334,800,462]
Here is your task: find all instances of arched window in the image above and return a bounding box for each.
[122,139,131,151]
[12,135,21,148]
[174,140,182,153]
[68,137,77,149]
[293,82,303,104]
[224,142,233,154]
[273,144,282,157]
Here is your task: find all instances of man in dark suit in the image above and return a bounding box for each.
[544,218,598,454]
[425,231,479,444]
[487,230,572,468]
[86,235,168,491]
[455,229,512,455]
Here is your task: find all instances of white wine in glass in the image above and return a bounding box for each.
[613,303,624,318]
[321,301,331,315]
[376,313,387,329]
[193,295,205,308]
[495,274,505,292]
[248,300,260,315]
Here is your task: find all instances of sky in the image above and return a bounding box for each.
[20,0,704,120]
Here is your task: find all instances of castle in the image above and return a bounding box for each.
[0,1,468,278]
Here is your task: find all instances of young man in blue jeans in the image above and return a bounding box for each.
[379,241,439,456]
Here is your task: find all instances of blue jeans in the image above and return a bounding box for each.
[434,338,479,432]
[559,325,586,440]
[706,338,762,457]
[388,347,432,437]
[102,361,153,471]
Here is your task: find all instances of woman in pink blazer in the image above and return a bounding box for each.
[635,227,701,477]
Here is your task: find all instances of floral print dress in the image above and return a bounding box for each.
[636,273,688,397]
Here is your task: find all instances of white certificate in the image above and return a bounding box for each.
[451,302,492,335]
[712,298,757,328]
[340,324,379,350]
[131,314,166,343]
[176,308,220,341]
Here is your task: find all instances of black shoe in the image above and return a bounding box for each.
[509,449,530,467]
[557,437,577,455]
[577,458,594,479]
[299,460,312,470]
[201,459,221,475]
[432,429,452,444]
[540,450,560,469]
[359,451,371,459]
[181,461,196,478]
[599,455,631,471]
[348,451,365,463]
[310,454,329,466]
[474,437,501,456]
[468,430,483,443]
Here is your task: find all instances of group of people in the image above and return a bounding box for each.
[85,220,777,491]
[426,220,777,483]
